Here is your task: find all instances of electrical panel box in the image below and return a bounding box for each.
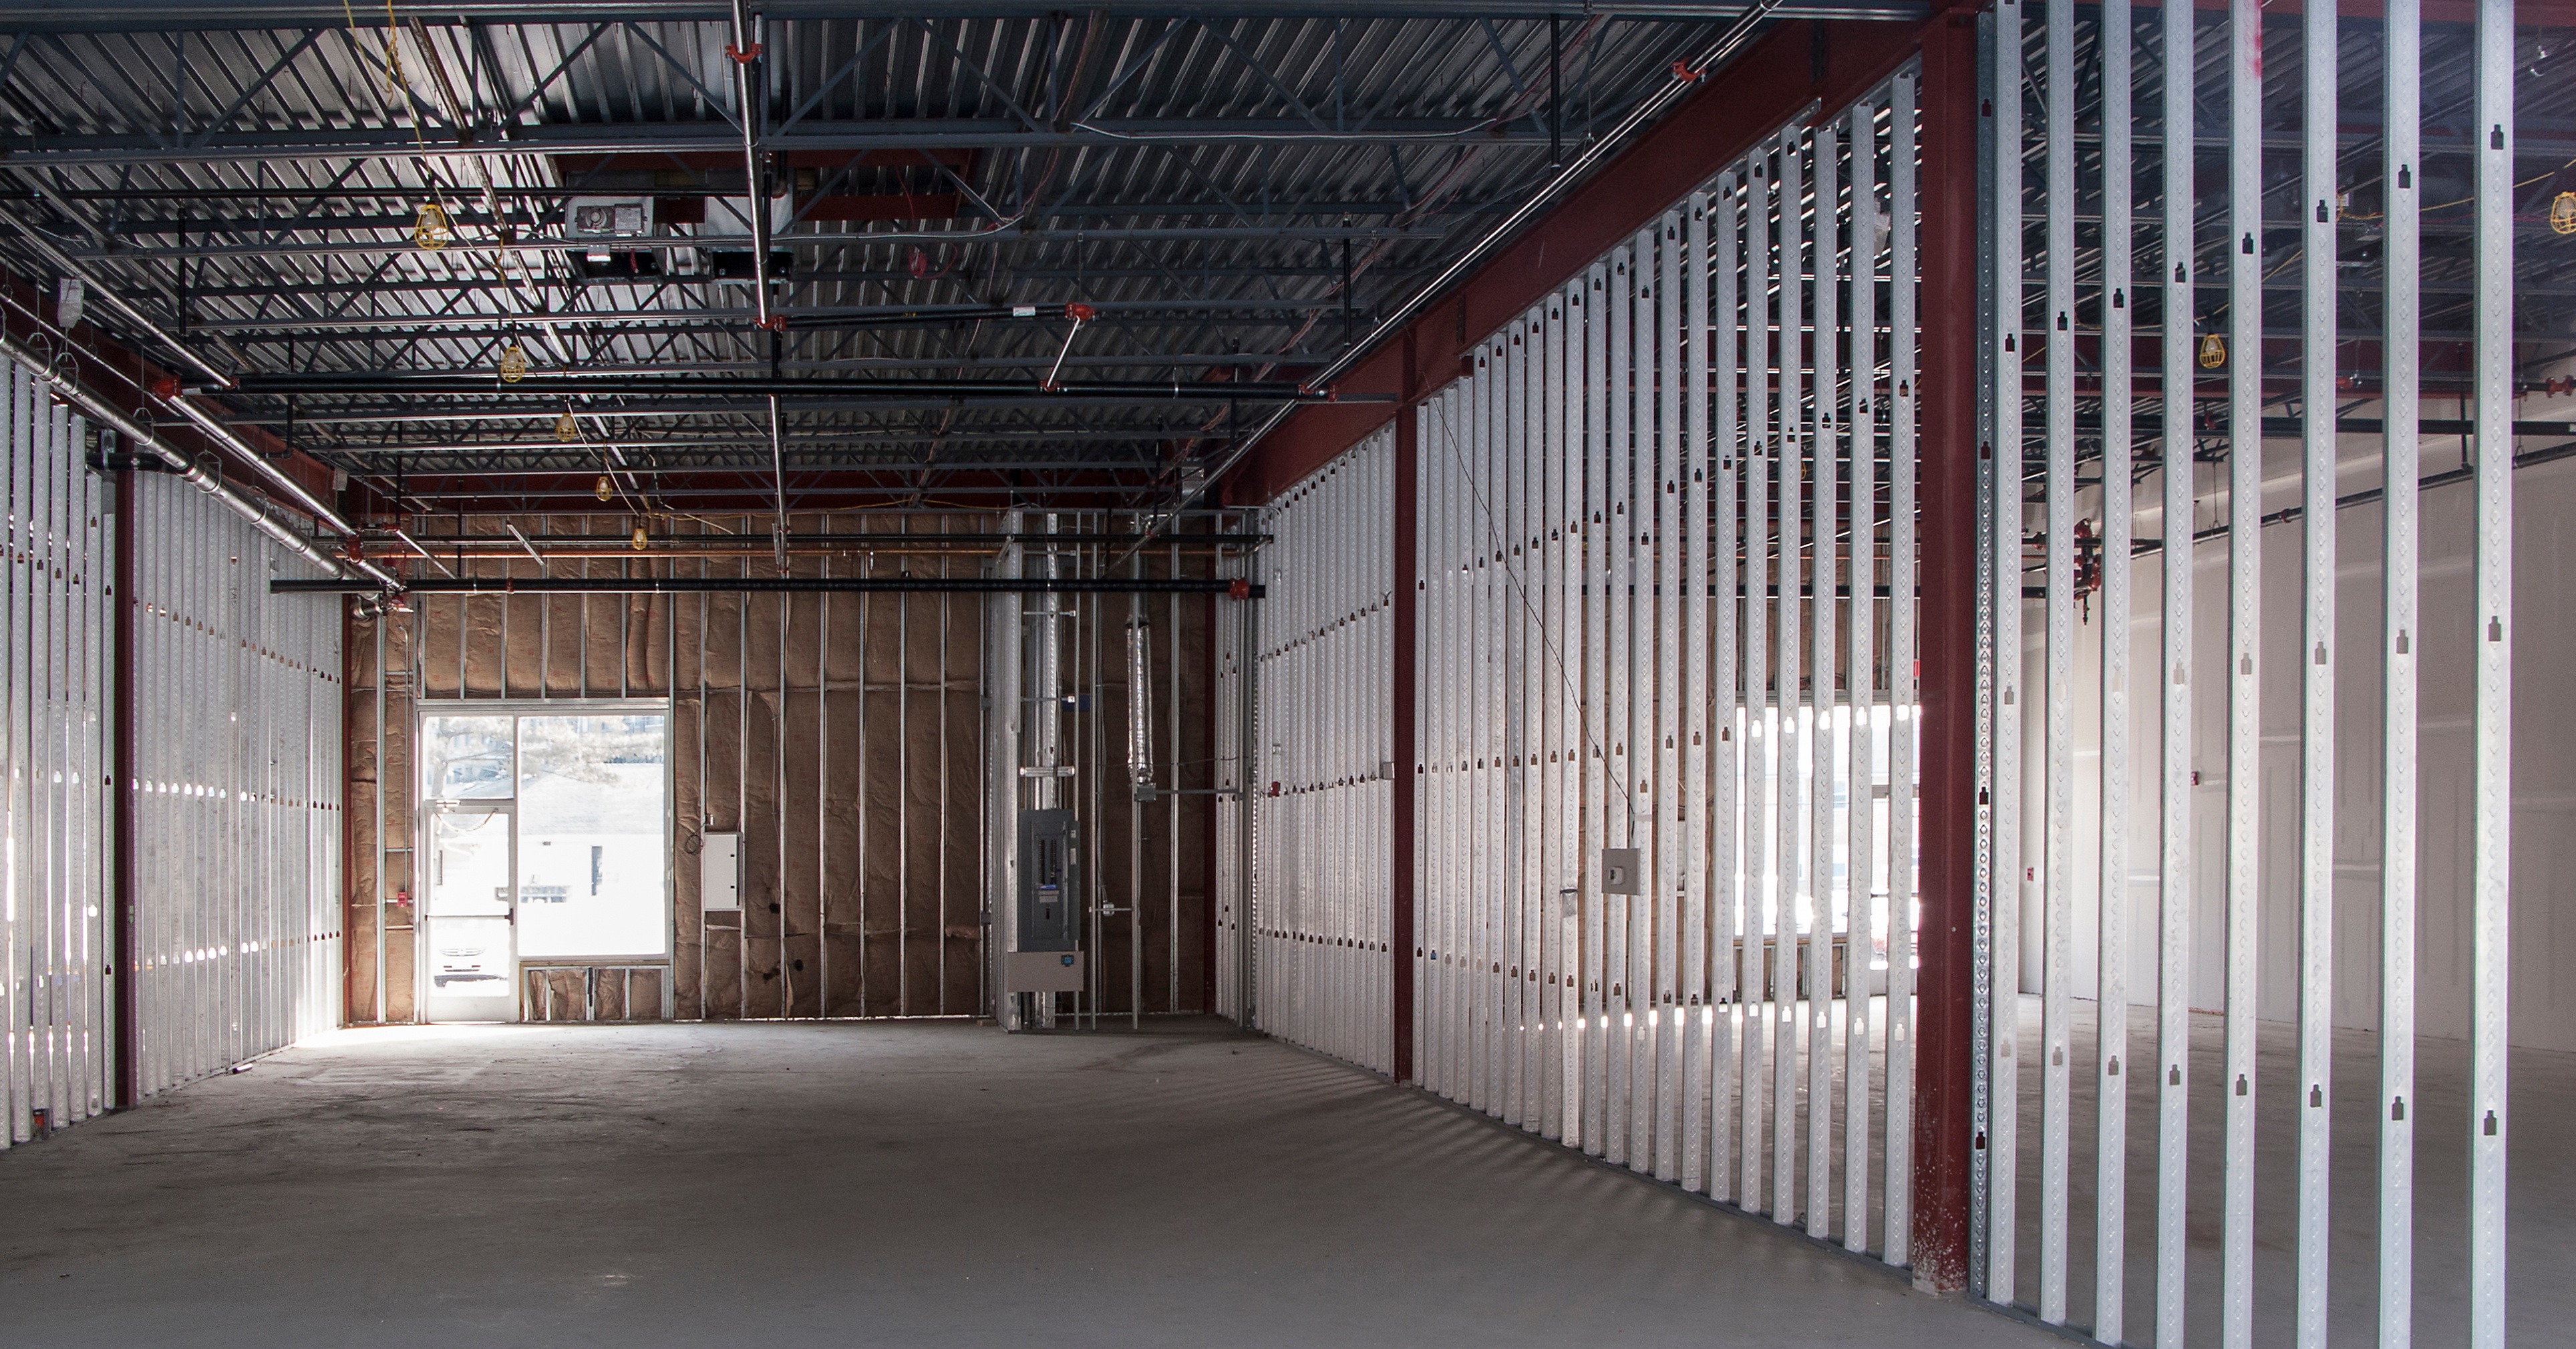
[1015,808,1079,952]
[1601,847,1639,895]
[700,831,740,911]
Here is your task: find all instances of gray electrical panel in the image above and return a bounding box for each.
[1016,807,1080,952]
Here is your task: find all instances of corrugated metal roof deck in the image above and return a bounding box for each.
[0,7,1838,510]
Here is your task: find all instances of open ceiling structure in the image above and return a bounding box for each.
[0,1,1921,527]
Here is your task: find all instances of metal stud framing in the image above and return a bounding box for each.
[0,358,342,1141]
[1249,431,1394,1073]
[1215,537,1254,1026]
[2378,6,2422,1347]
[1883,66,1919,1271]
[1806,129,1838,1239]
[2295,3,2338,1344]
[2040,0,2078,1320]
[1973,3,2527,1343]
[1275,71,1927,1259]
[2093,3,2134,1340]
[1844,97,1880,1259]
[1983,0,2026,1304]
[2466,7,2513,1346]
[1774,127,1806,1227]
[0,362,113,1141]
[1741,154,1772,1213]
[131,465,345,1094]
[2153,0,2196,1340]
[1583,259,1609,1153]
[2221,5,2263,1341]
[1608,238,1635,1163]
[1215,8,2542,1335]
[1685,187,1716,1195]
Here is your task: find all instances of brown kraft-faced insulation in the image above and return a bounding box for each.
[339,511,1214,1024]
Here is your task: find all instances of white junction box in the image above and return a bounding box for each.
[700,831,740,912]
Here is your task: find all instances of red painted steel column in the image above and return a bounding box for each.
[1390,329,1420,1082]
[1909,9,1980,1295]
[1204,585,1221,1016]
[112,461,140,1107]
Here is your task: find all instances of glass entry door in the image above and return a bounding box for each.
[514,715,669,961]
[418,706,669,1021]
[424,806,517,1020]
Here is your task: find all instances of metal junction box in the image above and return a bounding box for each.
[1005,949,1086,994]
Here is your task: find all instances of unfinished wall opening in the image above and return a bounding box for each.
[343,514,1227,1026]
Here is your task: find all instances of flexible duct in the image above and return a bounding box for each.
[1126,608,1155,788]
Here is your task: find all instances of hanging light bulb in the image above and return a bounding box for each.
[2552,190,2576,236]
[2197,332,2227,369]
[556,411,580,442]
[412,201,452,251]
[595,474,614,502]
[498,339,530,384]
[631,522,650,551]
[413,201,451,250]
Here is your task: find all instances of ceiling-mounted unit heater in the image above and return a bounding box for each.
[566,196,650,240]
[565,196,659,281]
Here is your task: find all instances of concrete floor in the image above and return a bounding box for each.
[1716,994,2573,1347]
[1993,999,2576,1349]
[0,1018,2054,1348]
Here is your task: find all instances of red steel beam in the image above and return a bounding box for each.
[0,267,340,506]
[1218,1,2576,512]
[1203,582,1221,1016]
[112,460,140,1107]
[1223,17,1931,510]
[2174,0,2576,18]
[1390,327,1420,1083]
[1909,8,1979,1297]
